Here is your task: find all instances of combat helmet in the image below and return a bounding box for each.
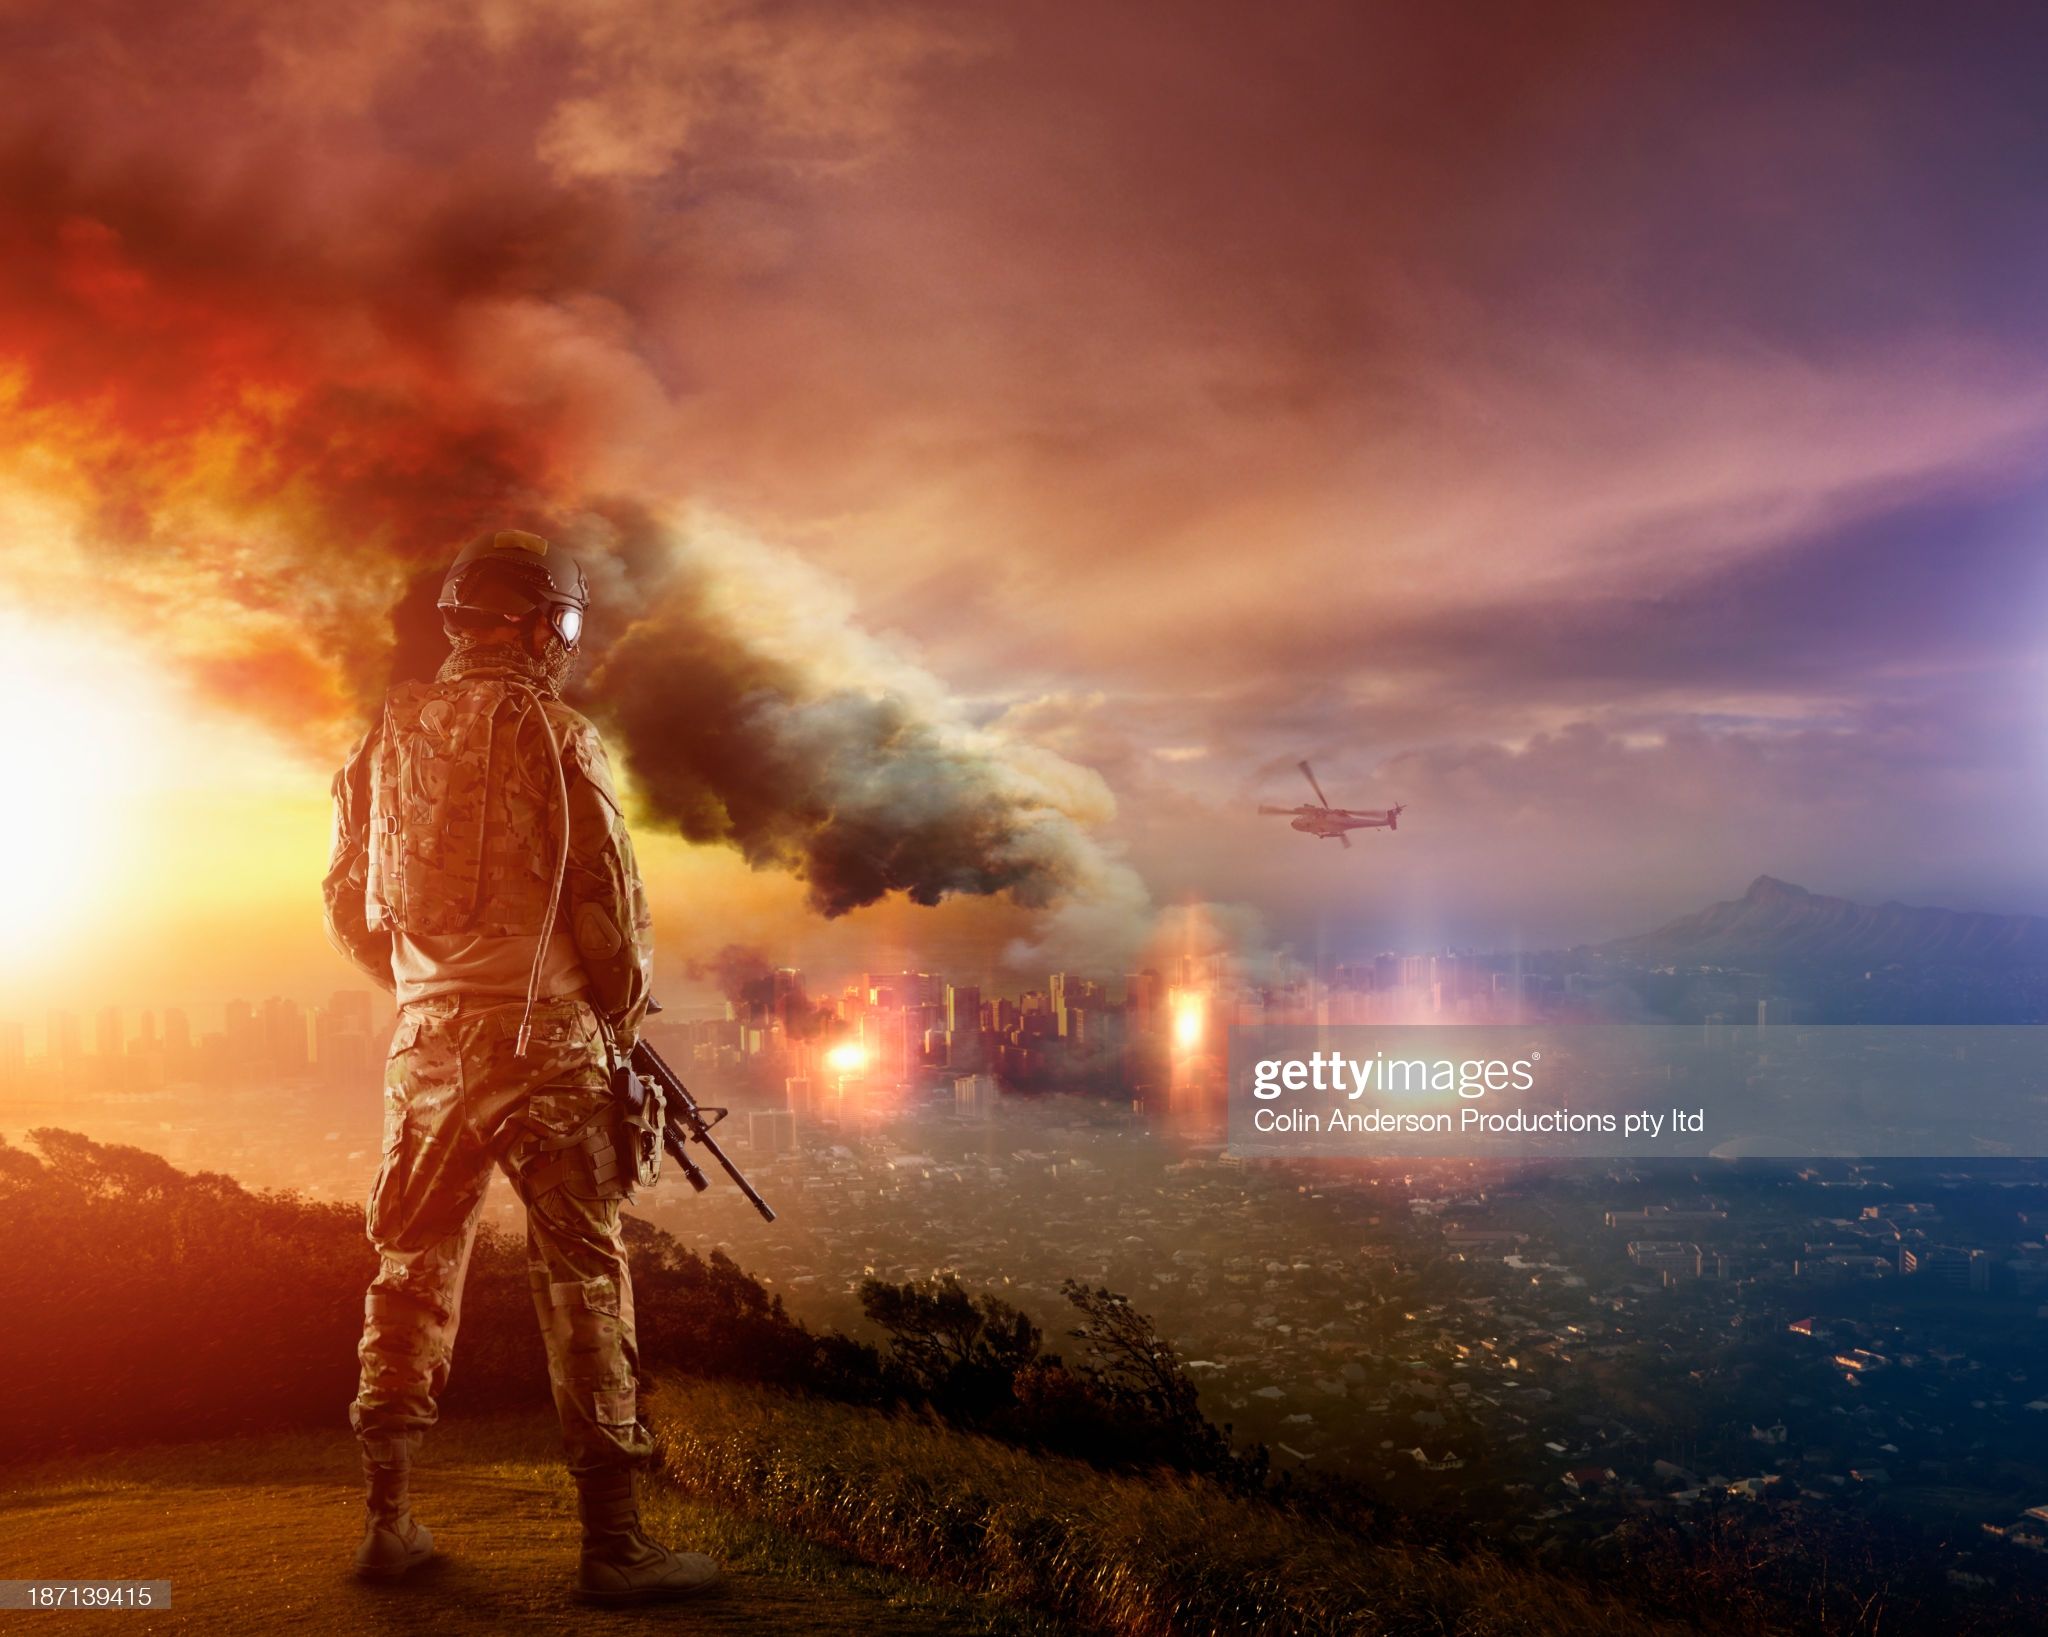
[437,530,589,649]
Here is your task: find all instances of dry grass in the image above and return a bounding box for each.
[0,1411,1063,1636]
[645,1373,1719,1637]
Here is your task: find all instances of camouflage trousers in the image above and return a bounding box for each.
[350,993,654,1474]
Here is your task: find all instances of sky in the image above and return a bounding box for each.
[4,1,2048,1016]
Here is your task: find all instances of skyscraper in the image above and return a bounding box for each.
[262,996,309,1076]
[46,1010,80,1072]
[953,1073,998,1119]
[944,984,983,1070]
[1124,970,1160,1033]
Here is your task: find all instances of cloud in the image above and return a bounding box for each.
[1,0,2045,965]
[0,0,1141,946]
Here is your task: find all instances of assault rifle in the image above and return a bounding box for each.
[630,1008,777,1222]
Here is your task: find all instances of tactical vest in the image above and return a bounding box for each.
[365,676,562,939]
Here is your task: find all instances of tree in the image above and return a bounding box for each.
[858,1275,1041,1417]
[1060,1280,1268,1490]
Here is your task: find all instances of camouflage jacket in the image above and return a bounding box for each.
[322,649,654,1049]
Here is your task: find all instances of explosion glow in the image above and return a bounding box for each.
[824,1042,868,1076]
[1172,995,1204,1052]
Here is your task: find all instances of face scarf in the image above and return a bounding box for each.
[438,623,575,698]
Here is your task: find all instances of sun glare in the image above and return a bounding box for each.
[0,614,169,964]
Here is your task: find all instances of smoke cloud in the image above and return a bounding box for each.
[0,0,1151,946]
[585,513,1125,919]
[685,942,836,1036]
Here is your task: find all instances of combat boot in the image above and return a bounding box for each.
[573,1467,721,1604]
[355,1438,435,1580]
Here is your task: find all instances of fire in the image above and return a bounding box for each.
[1173,994,1204,1052]
[824,1041,867,1075]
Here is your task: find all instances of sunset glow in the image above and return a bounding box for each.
[0,614,167,963]
[0,2,2043,1011]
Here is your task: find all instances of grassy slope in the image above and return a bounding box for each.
[0,1410,1056,1636]
[643,1373,1724,1637]
[0,1375,1730,1637]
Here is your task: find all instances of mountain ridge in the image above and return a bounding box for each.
[1611,875,2048,966]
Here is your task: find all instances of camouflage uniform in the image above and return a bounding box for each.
[324,642,656,1475]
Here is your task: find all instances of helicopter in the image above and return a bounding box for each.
[1258,760,1404,849]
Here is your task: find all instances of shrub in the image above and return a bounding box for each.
[0,1129,863,1454]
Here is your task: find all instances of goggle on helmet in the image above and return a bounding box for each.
[436,530,590,650]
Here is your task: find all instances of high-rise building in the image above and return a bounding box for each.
[1124,970,1161,1033]
[320,1026,373,1088]
[944,985,983,1070]
[749,1108,797,1157]
[1629,1241,1703,1279]
[953,1073,998,1119]
[1900,1246,1990,1292]
[859,1000,927,1083]
[768,968,808,1035]
[162,1008,193,1080]
[0,1022,25,1087]
[262,996,309,1076]
[1049,974,1107,1038]
[224,1000,261,1074]
[865,972,943,1010]
[46,1010,80,1071]
[95,1005,122,1062]
[906,1004,943,1068]
[314,991,376,1087]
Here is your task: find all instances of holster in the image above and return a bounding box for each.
[518,1111,624,1201]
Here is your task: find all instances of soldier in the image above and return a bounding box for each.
[322,531,719,1603]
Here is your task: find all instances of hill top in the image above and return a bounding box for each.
[1610,874,2048,966]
